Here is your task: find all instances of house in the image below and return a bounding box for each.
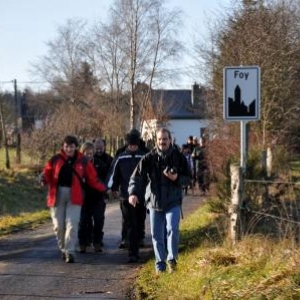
[141,83,210,147]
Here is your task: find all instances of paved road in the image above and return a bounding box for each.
[0,191,204,299]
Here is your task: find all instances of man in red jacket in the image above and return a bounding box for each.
[40,135,106,263]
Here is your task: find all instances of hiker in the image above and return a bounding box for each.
[192,137,210,195]
[115,129,149,248]
[106,131,146,262]
[78,141,110,253]
[128,128,191,274]
[39,135,106,263]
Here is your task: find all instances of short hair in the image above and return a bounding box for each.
[63,135,79,147]
[156,127,172,139]
[80,141,94,153]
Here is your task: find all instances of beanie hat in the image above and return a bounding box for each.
[126,132,140,145]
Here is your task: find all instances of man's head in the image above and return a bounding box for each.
[62,135,78,157]
[126,131,140,152]
[94,138,105,156]
[156,128,172,152]
[192,136,198,145]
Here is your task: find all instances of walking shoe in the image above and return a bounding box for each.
[65,253,75,263]
[167,259,177,273]
[94,244,103,253]
[61,252,66,260]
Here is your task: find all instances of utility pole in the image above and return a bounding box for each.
[13,79,21,164]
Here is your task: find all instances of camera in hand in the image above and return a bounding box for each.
[164,166,177,175]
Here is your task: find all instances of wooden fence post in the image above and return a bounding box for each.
[229,164,243,243]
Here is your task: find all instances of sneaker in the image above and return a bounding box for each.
[118,240,127,249]
[94,244,103,253]
[79,245,86,254]
[65,253,75,263]
[167,259,177,273]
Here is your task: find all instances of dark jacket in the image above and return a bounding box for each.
[85,153,113,200]
[106,148,145,200]
[128,146,191,211]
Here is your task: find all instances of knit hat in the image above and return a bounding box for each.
[126,132,140,145]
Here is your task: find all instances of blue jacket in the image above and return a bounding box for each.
[106,148,145,200]
[128,146,191,211]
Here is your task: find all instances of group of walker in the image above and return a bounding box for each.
[40,128,192,274]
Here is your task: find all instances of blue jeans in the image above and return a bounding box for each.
[149,206,181,271]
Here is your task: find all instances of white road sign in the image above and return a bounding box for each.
[224,66,260,121]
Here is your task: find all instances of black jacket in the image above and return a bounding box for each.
[128,146,191,211]
[106,148,145,200]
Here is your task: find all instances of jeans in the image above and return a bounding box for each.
[149,206,181,271]
[50,187,81,255]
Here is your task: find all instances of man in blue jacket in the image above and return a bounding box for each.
[106,132,146,262]
[128,128,191,274]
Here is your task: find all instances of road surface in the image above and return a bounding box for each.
[0,192,204,299]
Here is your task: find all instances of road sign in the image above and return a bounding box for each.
[224,66,260,121]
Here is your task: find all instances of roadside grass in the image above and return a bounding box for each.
[0,148,49,236]
[134,203,300,299]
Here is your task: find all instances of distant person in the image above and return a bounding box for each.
[106,131,146,262]
[192,137,209,194]
[186,135,195,154]
[128,128,191,274]
[181,144,193,195]
[39,135,106,263]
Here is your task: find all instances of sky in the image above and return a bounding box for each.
[0,0,232,92]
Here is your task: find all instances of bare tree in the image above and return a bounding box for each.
[101,0,183,130]
[194,0,300,150]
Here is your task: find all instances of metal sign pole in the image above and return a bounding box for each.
[240,120,247,173]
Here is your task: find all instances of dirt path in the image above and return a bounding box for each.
[0,191,204,299]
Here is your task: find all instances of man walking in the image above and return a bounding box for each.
[106,131,146,262]
[128,128,191,274]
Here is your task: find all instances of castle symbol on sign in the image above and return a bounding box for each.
[228,85,256,117]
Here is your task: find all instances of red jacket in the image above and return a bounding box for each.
[43,150,106,207]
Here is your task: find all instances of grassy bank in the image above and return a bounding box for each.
[134,203,300,299]
[0,148,49,236]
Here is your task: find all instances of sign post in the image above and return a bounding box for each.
[224,66,260,171]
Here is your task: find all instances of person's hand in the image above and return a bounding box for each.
[128,195,139,207]
[163,169,178,181]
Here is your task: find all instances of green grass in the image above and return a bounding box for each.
[0,148,49,236]
[133,204,300,299]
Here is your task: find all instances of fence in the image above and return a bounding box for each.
[229,164,300,243]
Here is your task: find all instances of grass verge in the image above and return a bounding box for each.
[133,203,300,299]
[0,164,49,236]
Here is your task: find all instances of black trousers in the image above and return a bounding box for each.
[120,199,146,257]
[78,196,106,247]
[120,199,146,241]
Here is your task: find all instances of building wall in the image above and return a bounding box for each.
[141,118,210,148]
[167,119,210,147]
